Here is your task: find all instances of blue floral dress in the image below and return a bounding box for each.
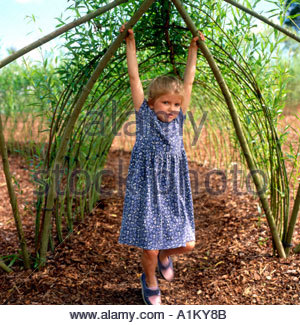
[118,98,195,250]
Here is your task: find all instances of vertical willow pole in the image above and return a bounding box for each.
[171,0,286,258]
[284,183,300,255]
[0,115,31,269]
[38,0,157,267]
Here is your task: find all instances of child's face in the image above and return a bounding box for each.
[149,92,182,123]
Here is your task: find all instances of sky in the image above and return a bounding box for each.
[0,0,281,63]
[0,0,69,62]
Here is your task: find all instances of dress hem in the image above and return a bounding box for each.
[118,236,195,250]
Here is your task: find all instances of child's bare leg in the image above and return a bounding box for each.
[159,240,195,264]
[141,249,159,287]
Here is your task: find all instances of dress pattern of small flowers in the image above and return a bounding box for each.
[118,98,195,250]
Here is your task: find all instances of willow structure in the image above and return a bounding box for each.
[0,0,299,271]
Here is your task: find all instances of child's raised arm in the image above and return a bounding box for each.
[120,23,144,111]
[182,31,205,114]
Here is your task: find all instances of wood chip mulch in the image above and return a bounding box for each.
[1,146,300,305]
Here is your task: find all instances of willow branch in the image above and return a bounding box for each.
[171,0,286,258]
[285,182,300,255]
[0,115,31,269]
[223,0,300,43]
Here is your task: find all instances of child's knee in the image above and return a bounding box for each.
[185,240,195,252]
[142,249,159,259]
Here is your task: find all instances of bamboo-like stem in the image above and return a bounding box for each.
[38,0,156,267]
[222,0,300,43]
[79,195,85,221]
[0,259,13,273]
[55,197,63,243]
[284,182,300,255]
[0,115,31,269]
[171,0,286,258]
[65,180,74,231]
[0,0,128,69]
[34,196,43,250]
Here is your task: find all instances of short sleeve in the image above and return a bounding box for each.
[179,107,186,128]
[135,98,149,138]
[135,98,148,116]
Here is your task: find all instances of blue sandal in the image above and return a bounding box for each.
[157,251,174,281]
[140,273,161,305]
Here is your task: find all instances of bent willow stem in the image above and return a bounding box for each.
[171,0,286,258]
[222,0,300,43]
[0,115,31,269]
[285,183,300,255]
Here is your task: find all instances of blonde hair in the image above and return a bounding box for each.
[147,75,184,105]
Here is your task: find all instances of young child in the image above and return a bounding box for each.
[118,23,204,305]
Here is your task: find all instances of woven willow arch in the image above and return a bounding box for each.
[0,0,299,271]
